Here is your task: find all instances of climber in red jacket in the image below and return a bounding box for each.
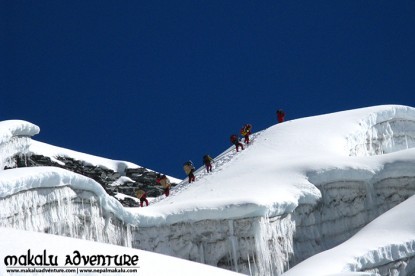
[277,109,285,123]
[230,134,244,152]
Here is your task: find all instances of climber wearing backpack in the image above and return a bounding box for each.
[183,160,196,183]
[230,134,244,152]
[156,174,171,197]
[136,189,149,207]
[240,124,252,144]
[203,154,214,173]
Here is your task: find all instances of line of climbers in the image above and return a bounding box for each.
[136,109,286,206]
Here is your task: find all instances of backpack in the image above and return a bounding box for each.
[136,190,145,198]
[203,155,212,163]
[184,160,194,167]
[241,124,252,135]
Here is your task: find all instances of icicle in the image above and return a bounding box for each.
[198,242,205,264]
[228,220,239,273]
[252,215,295,276]
[0,136,31,170]
[247,253,253,276]
[405,135,409,149]
[0,186,132,247]
[124,224,132,248]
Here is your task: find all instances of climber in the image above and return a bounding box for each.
[136,189,149,207]
[203,154,214,173]
[230,134,244,152]
[240,124,252,144]
[156,174,171,197]
[183,160,196,183]
[277,109,285,123]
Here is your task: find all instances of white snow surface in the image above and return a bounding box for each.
[0,227,240,276]
[134,105,415,226]
[0,120,40,144]
[1,104,415,275]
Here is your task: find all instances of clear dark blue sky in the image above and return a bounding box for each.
[1,1,414,178]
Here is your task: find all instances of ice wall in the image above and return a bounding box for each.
[353,241,415,275]
[133,214,294,276]
[294,173,415,265]
[347,106,415,156]
[131,171,415,275]
[0,185,132,246]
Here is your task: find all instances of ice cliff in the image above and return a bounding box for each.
[1,105,415,275]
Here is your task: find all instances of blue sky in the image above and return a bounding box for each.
[1,1,414,178]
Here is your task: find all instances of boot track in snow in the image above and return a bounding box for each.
[151,131,263,205]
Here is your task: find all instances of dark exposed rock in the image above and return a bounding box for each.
[13,154,177,207]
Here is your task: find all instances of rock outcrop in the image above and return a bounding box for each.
[12,154,176,207]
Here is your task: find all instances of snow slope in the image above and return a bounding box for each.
[134,105,415,225]
[0,227,240,276]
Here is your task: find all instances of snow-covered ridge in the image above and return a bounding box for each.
[133,105,415,226]
[28,140,181,183]
[29,140,140,173]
